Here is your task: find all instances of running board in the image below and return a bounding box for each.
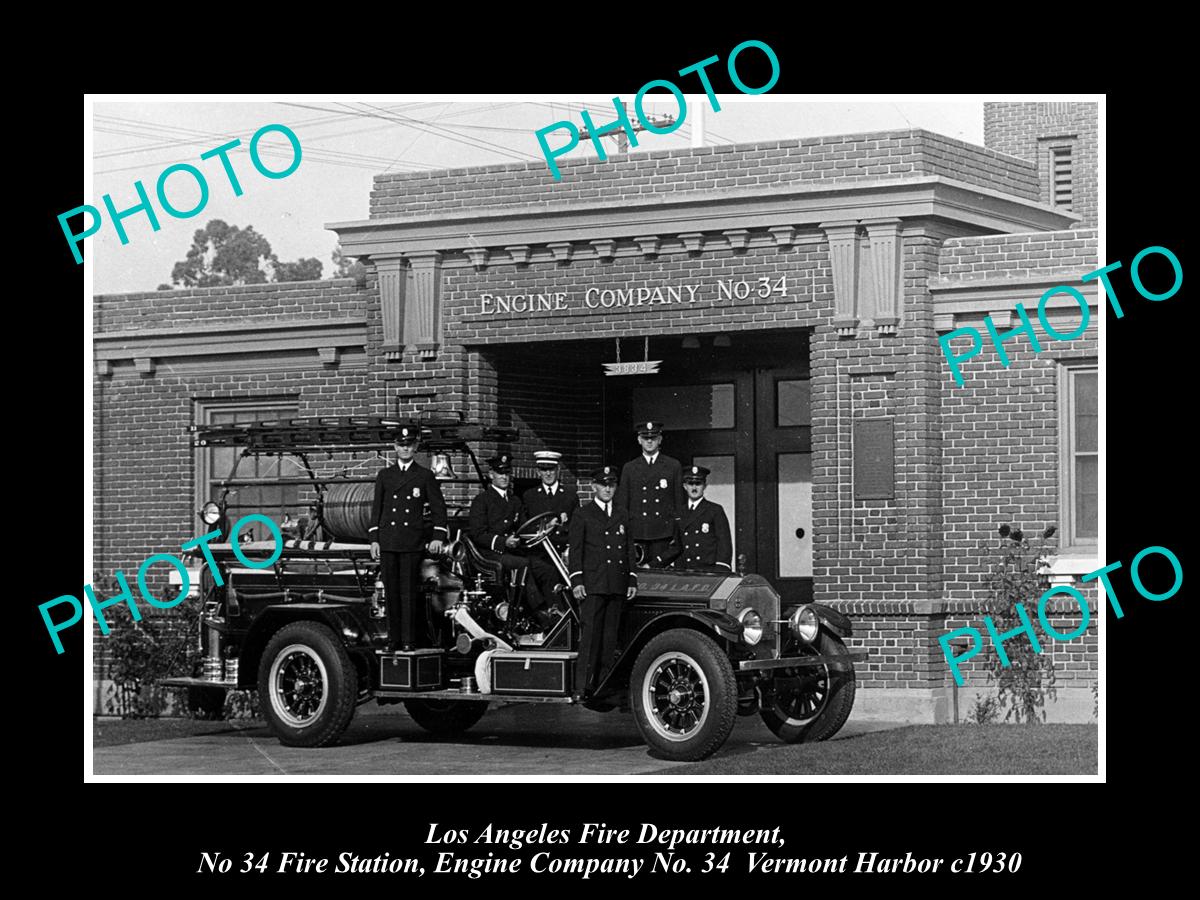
[738,650,869,671]
[375,688,575,703]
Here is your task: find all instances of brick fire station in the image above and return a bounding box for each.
[92,101,1100,721]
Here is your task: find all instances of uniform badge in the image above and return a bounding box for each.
[702,523,710,533]
[560,512,568,523]
[412,487,421,498]
[618,524,625,535]
[659,478,668,489]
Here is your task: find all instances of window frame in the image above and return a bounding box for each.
[194,397,302,534]
[1057,362,1098,553]
[630,381,738,431]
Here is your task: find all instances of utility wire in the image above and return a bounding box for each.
[353,101,539,161]
[279,101,534,162]
[94,120,437,161]
[93,109,464,169]
[93,117,440,174]
[380,101,448,173]
[96,113,408,162]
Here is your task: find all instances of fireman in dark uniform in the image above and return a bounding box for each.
[468,453,559,627]
[568,466,638,700]
[520,450,578,554]
[649,465,733,572]
[369,423,448,651]
[616,421,686,565]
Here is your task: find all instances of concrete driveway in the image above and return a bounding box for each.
[92,702,899,776]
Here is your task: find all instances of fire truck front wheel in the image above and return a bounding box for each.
[258,621,358,747]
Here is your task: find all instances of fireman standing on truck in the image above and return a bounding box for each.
[648,465,733,571]
[369,423,447,652]
[616,421,686,565]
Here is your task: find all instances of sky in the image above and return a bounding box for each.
[89,97,984,295]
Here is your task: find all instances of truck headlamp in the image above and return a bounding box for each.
[789,606,820,644]
[737,608,763,645]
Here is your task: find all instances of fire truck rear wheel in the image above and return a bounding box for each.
[403,699,489,735]
[258,621,358,748]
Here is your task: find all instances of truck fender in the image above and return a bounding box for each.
[238,604,370,689]
[809,602,853,638]
[597,609,742,695]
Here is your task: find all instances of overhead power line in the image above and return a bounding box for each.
[346,101,539,162]
[93,115,440,175]
[276,101,537,162]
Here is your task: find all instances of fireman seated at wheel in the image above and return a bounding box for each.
[467,453,565,630]
[521,450,578,555]
[646,465,733,572]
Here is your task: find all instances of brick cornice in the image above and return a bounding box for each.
[94,317,368,366]
[330,177,1077,260]
[931,277,1099,333]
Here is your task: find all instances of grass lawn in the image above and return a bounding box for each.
[93,717,260,748]
[664,725,1097,775]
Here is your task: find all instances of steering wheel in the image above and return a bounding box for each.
[515,511,561,548]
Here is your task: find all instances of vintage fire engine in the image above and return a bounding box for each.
[164,416,866,762]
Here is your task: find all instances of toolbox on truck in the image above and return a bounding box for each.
[380,648,443,690]
[491,651,575,696]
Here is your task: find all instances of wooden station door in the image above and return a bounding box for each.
[604,332,812,605]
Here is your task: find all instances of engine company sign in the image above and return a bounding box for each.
[475,275,790,316]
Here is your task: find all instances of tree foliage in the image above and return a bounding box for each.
[273,257,324,283]
[170,219,324,287]
[172,220,272,287]
[332,245,367,282]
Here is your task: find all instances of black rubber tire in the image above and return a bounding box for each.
[257,621,358,747]
[629,628,738,762]
[759,631,857,743]
[403,699,489,735]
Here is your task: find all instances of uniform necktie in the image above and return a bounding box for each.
[690,501,699,511]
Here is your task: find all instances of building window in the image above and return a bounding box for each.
[195,398,302,540]
[1058,364,1097,550]
[632,383,735,430]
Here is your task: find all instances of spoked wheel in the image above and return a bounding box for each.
[630,628,737,762]
[258,621,357,747]
[646,654,710,737]
[271,647,328,725]
[759,631,857,743]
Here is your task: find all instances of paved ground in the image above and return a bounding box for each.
[93,703,903,776]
